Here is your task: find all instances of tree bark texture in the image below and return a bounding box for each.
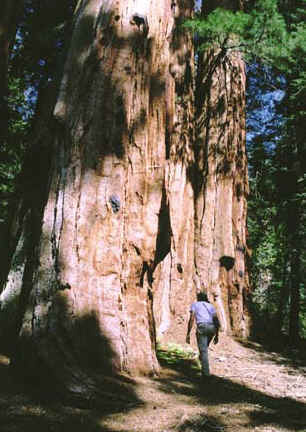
[0,0,197,389]
[194,40,251,336]
[0,82,64,359]
[0,0,252,392]
[152,0,195,345]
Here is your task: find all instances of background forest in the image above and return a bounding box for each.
[0,0,305,348]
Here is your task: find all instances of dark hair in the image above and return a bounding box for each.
[197,292,208,302]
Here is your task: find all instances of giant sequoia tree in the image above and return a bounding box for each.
[194,0,251,337]
[0,0,250,396]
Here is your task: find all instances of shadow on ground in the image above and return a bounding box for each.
[0,299,142,432]
[0,352,141,432]
[156,345,306,432]
[237,337,306,370]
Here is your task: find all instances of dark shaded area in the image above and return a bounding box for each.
[109,194,121,213]
[0,0,77,224]
[0,233,142,432]
[203,0,244,15]
[139,184,173,289]
[1,180,142,428]
[0,80,57,291]
[0,80,62,361]
[131,14,149,37]
[156,345,306,432]
[154,186,172,269]
[0,295,141,432]
[11,293,140,410]
[219,255,235,271]
[0,0,23,146]
[0,357,137,432]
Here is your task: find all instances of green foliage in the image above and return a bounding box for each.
[185,0,296,68]
[157,342,200,372]
[0,0,77,223]
[245,1,306,342]
[0,76,30,222]
[185,8,251,49]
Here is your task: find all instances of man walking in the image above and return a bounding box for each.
[186,292,220,377]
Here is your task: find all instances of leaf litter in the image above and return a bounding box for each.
[0,335,305,432]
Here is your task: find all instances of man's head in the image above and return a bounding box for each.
[197,291,208,302]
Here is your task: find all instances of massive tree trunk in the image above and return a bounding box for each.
[1,0,196,395]
[1,0,252,398]
[23,0,172,377]
[194,0,251,337]
[0,0,21,144]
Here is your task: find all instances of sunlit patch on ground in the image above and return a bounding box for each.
[0,336,305,432]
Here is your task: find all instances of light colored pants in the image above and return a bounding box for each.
[196,323,216,376]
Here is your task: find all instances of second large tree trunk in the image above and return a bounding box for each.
[152,0,195,345]
[194,39,251,336]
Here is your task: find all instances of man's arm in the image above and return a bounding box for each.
[186,311,195,344]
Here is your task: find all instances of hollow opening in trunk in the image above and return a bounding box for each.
[219,255,235,271]
[154,186,171,268]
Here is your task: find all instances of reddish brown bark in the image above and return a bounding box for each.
[0,0,252,399]
[0,0,196,393]
[194,1,251,337]
[152,0,195,345]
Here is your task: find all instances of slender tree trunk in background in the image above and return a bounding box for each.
[194,0,251,337]
[288,210,302,345]
[0,0,21,145]
[0,2,76,354]
[274,256,289,336]
[285,77,304,346]
[289,253,301,345]
[0,78,62,353]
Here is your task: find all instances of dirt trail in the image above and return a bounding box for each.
[0,335,305,432]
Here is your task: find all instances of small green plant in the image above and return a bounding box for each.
[157,342,200,372]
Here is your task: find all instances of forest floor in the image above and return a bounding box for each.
[0,334,305,432]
